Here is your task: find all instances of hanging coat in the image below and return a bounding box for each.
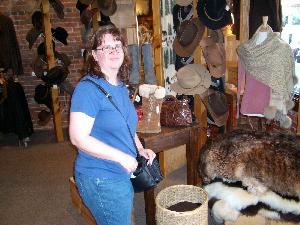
[0,79,33,139]
[0,13,23,75]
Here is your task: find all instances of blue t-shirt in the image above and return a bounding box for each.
[70,75,138,179]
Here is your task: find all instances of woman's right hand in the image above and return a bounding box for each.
[119,154,138,173]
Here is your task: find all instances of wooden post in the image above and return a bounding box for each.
[192,0,207,185]
[152,0,163,86]
[239,0,250,43]
[41,0,64,142]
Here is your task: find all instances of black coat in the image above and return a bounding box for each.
[0,13,23,75]
[0,79,33,139]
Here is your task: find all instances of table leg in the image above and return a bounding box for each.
[144,188,156,225]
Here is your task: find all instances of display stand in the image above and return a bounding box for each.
[41,0,64,142]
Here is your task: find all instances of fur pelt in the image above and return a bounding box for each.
[205,182,300,223]
[198,129,300,199]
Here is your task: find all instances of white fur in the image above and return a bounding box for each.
[205,182,300,222]
[205,182,259,210]
[258,209,281,220]
[212,200,240,223]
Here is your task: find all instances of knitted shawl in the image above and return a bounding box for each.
[237,25,296,103]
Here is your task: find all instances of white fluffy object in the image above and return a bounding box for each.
[138,84,166,99]
[205,182,300,223]
[212,200,240,223]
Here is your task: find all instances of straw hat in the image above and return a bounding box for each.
[171,64,211,95]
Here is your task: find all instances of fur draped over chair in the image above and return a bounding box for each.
[198,129,300,223]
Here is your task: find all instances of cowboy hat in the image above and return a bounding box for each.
[97,0,117,16]
[34,84,52,110]
[200,37,226,78]
[173,18,205,57]
[175,0,193,7]
[171,64,211,95]
[51,27,68,45]
[197,0,232,30]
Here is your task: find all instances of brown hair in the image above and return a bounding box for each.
[84,26,130,82]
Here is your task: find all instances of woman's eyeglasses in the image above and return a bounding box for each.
[96,44,123,54]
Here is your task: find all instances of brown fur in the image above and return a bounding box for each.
[198,129,300,199]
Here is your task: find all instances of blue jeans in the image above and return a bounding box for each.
[75,171,134,225]
[142,43,157,85]
[128,44,140,84]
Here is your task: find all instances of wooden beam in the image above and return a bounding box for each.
[41,0,64,142]
[152,0,163,86]
[239,0,250,43]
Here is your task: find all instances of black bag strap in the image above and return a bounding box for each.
[82,78,141,157]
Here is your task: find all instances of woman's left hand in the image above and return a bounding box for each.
[138,148,156,165]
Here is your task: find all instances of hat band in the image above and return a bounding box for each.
[203,6,224,22]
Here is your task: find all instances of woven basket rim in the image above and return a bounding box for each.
[155,185,208,215]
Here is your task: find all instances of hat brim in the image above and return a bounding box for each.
[173,19,205,57]
[171,78,211,95]
[99,0,117,16]
[175,0,193,6]
[197,0,232,30]
[170,64,211,95]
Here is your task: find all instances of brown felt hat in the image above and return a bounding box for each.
[97,0,117,16]
[173,18,205,57]
[200,37,226,78]
[171,64,211,95]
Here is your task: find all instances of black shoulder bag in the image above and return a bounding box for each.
[83,79,163,192]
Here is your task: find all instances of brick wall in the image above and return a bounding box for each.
[1,0,136,134]
[0,0,88,131]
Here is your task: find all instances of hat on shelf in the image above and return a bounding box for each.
[171,64,211,95]
[197,0,232,30]
[97,0,117,16]
[175,0,193,7]
[173,18,205,57]
[51,27,68,45]
[49,0,65,19]
[200,37,226,78]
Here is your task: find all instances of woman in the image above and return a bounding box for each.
[69,25,156,225]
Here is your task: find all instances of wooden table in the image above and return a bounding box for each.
[138,123,201,225]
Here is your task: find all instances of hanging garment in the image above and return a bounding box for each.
[0,13,23,75]
[0,79,33,140]
[249,0,282,39]
[237,60,270,117]
[237,24,296,111]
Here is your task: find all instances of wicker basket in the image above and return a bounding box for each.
[156,185,208,225]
